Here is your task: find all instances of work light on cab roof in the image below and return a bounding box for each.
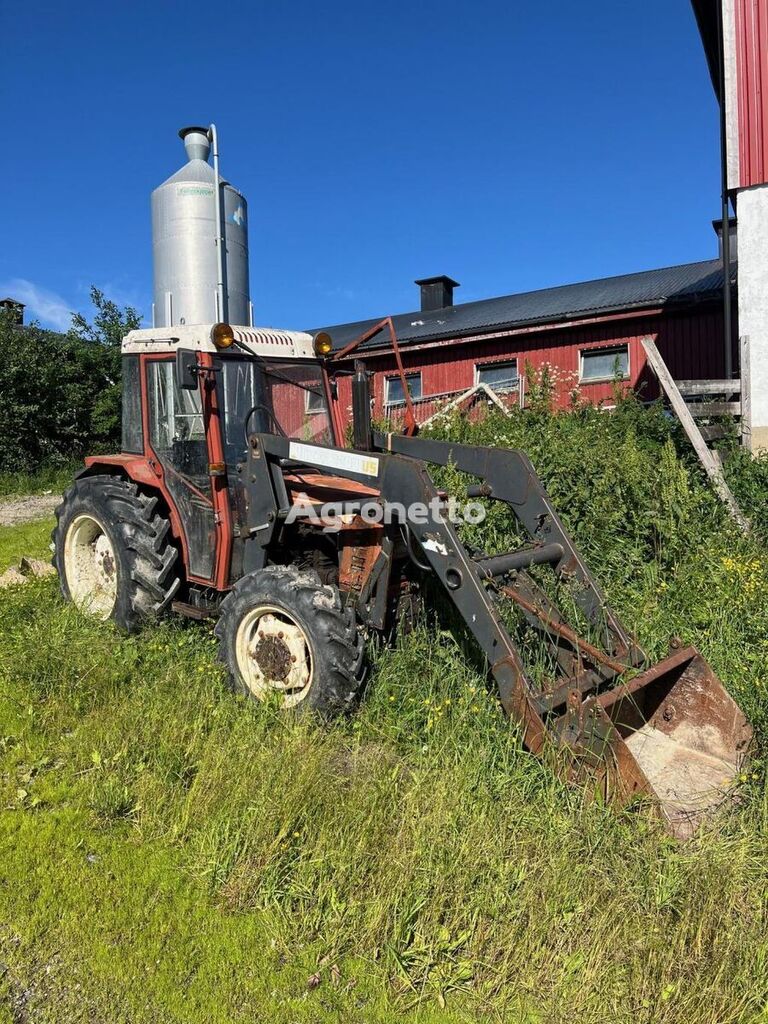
[211,322,235,349]
[313,331,333,357]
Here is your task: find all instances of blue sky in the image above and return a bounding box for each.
[1,0,719,333]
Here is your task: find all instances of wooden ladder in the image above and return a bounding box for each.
[641,336,750,533]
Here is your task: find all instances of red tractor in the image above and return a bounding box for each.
[53,318,751,836]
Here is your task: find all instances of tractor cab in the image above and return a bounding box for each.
[123,320,335,451]
[101,322,342,588]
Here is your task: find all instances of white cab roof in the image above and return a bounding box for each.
[122,324,317,360]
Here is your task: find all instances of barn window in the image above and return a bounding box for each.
[305,387,326,414]
[579,344,629,382]
[475,360,519,392]
[385,372,422,406]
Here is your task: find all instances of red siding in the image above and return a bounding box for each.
[736,0,768,187]
[334,306,727,428]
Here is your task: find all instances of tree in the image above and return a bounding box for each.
[68,286,141,348]
[68,287,142,445]
[0,313,81,470]
[0,288,142,472]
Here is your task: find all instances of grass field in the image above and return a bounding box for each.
[0,518,53,572]
[2,396,768,1022]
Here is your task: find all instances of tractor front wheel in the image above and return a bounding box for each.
[215,565,365,716]
[53,474,179,632]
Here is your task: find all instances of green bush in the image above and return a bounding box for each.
[0,288,139,473]
[723,445,768,539]
[425,389,721,575]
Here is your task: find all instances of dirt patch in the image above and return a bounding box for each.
[0,494,59,527]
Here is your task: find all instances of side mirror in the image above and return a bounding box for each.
[175,348,199,391]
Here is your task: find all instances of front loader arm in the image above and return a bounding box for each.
[376,453,550,752]
[243,433,641,706]
[375,431,642,666]
[240,432,560,749]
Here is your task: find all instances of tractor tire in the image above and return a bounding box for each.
[215,564,365,717]
[53,474,179,632]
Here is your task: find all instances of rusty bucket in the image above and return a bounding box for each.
[578,646,752,838]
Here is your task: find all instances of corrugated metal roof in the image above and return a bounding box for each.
[309,258,731,353]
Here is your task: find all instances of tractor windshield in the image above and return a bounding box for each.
[221,357,333,465]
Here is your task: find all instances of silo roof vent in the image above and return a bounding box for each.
[179,126,211,163]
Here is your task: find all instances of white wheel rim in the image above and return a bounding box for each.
[234,604,313,707]
[63,513,118,619]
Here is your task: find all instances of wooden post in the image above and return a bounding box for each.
[740,335,752,450]
[641,337,750,533]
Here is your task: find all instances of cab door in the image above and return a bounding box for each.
[143,356,218,582]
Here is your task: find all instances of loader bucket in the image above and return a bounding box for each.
[587,647,752,838]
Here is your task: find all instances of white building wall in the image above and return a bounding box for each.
[737,185,768,452]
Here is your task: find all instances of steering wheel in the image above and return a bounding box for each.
[244,403,285,443]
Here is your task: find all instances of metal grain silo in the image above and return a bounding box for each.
[151,126,251,328]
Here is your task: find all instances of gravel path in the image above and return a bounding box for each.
[0,493,60,527]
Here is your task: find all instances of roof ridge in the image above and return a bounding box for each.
[455,257,722,309]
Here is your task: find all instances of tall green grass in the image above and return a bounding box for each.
[0,460,80,498]
[2,394,768,1022]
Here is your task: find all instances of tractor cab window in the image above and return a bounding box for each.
[146,358,215,580]
[221,357,332,466]
[263,360,332,444]
[148,359,206,466]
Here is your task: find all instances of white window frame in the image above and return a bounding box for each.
[474,359,519,393]
[579,344,630,384]
[385,372,422,407]
[304,386,326,415]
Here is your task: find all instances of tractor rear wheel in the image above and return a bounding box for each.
[215,565,365,716]
[53,474,179,632]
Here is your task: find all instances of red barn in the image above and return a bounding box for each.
[311,237,735,428]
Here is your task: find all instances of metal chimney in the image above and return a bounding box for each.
[712,217,737,261]
[151,125,251,328]
[415,275,460,312]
